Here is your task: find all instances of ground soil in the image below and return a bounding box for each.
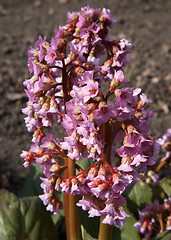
[0,0,171,194]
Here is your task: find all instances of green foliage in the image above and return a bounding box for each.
[151,231,171,240]
[158,176,171,197]
[18,164,44,197]
[127,181,153,208]
[81,225,98,240]
[78,206,100,239]
[120,216,140,240]
[0,190,58,240]
[19,164,66,237]
[2,162,170,240]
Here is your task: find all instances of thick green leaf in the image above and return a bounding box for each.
[19,164,44,197]
[0,190,24,240]
[78,205,100,239]
[0,190,58,240]
[81,225,97,240]
[160,231,171,240]
[76,158,94,174]
[127,181,153,211]
[120,216,140,240]
[158,176,171,197]
[151,230,171,240]
[112,226,121,239]
[19,163,66,236]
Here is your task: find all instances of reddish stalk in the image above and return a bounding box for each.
[68,157,79,240]
[155,156,171,173]
[158,214,164,233]
[62,60,72,240]
[63,159,70,240]
[98,122,113,240]
[98,218,113,240]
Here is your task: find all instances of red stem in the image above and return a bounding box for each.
[63,159,70,240]
[62,60,79,239]
[98,122,113,240]
[68,157,79,240]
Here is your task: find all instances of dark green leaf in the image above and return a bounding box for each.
[19,164,44,197]
[0,190,58,240]
[0,190,24,240]
[76,158,94,174]
[120,216,140,240]
[19,163,66,236]
[78,206,100,239]
[127,181,153,210]
[81,225,98,240]
[151,230,171,240]
[158,176,171,197]
[160,231,171,240]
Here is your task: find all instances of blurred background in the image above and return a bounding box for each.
[0,0,171,193]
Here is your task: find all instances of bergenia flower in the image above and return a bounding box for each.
[21,6,162,229]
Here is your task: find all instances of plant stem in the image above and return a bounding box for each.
[62,60,72,240]
[63,193,70,240]
[158,213,164,233]
[98,218,113,240]
[98,122,113,240]
[63,158,70,240]
[68,157,79,240]
[155,156,171,173]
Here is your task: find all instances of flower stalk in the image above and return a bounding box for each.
[98,122,113,240]
[68,157,79,240]
[21,5,163,240]
[98,218,113,240]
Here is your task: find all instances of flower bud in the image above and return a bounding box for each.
[88,166,98,176]
[98,101,106,108]
[114,89,120,97]
[110,78,119,91]
[134,111,143,119]
[47,141,56,150]
[98,166,108,176]
[99,182,108,190]
[50,164,61,172]
[42,102,50,111]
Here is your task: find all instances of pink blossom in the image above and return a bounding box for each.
[94,104,114,123]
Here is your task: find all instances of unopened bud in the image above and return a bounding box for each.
[75,67,85,76]
[50,98,58,109]
[110,78,119,90]
[98,166,107,176]
[134,111,143,119]
[48,141,56,150]
[87,103,96,112]
[43,154,51,162]
[112,172,120,183]
[98,101,106,108]
[114,89,120,97]
[127,125,136,133]
[42,102,50,111]
[99,182,108,190]
[88,166,98,176]
[163,201,170,210]
[34,112,39,120]
[71,178,78,185]
[38,96,45,105]
[50,164,61,172]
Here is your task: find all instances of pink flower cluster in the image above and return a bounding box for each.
[134,197,171,239]
[21,6,161,227]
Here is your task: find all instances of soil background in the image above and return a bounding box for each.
[0,0,171,194]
